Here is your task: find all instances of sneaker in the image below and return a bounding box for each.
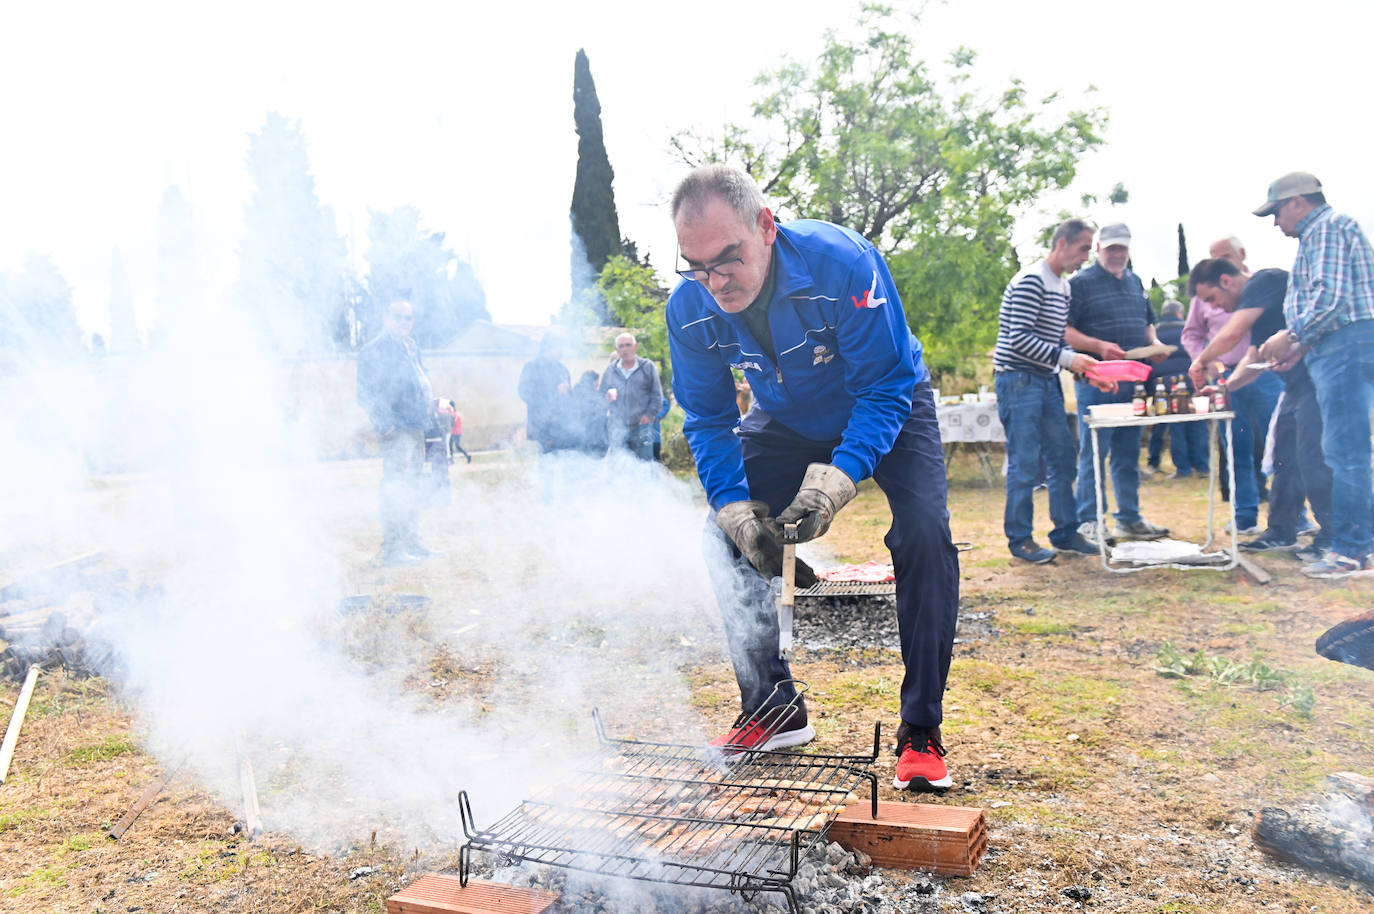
[1296,519,1321,538]
[1009,540,1056,564]
[1224,520,1263,536]
[1294,542,1326,563]
[405,544,447,559]
[1169,471,1193,480]
[380,550,420,567]
[1114,519,1170,540]
[1239,530,1299,552]
[1140,464,1160,478]
[1302,552,1370,579]
[710,702,815,752]
[1053,534,1099,556]
[892,722,951,792]
[1077,521,1117,548]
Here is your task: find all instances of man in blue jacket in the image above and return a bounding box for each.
[357,299,439,565]
[668,165,959,792]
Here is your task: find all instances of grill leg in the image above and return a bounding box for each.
[459,844,470,887]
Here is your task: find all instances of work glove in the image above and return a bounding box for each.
[715,500,817,587]
[777,463,857,543]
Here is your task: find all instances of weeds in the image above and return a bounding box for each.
[1153,641,1315,717]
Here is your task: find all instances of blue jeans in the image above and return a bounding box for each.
[1225,370,1282,529]
[703,380,959,727]
[1074,381,1142,525]
[1148,421,1209,474]
[1306,320,1374,557]
[995,371,1078,548]
[609,422,654,460]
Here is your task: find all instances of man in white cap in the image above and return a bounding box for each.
[1256,172,1374,577]
[1064,223,1170,546]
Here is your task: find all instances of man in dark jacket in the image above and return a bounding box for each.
[598,333,663,460]
[518,331,572,453]
[357,300,438,565]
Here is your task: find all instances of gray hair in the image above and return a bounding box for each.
[1161,300,1185,319]
[1050,218,1096,248]
[670,164,766,225]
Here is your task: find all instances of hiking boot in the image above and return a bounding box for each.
[1054,534,1099,556]
[710,701,815,753]
[1114,518,1170,540]
[1302,552,1370,580]
[892,722,951,792]
[1239,530,1299,552]
[1077,521,1116,548]
[1009,540,1056,564]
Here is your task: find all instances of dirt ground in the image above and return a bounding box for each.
[2,449,1373,913]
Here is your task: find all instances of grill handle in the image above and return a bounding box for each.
[458,789,478,839]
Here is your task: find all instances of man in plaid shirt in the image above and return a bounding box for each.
[1257,172,1374,577]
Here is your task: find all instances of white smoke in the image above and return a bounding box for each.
[1,281,728,856]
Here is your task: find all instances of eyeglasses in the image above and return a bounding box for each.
[676,257,744,283]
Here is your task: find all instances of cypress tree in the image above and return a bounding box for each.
[570,49,621,316]
[1177,223,1189,278]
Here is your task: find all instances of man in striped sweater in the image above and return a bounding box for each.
[993,219,1110,563]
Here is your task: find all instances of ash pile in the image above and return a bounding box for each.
[0,552,126,681]
[486,841,950,914]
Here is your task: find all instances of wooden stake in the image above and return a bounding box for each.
[235,734,263,839]
[107,759,184,840]
[0,666,41,785]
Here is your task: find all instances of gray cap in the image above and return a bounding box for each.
[1098,223,1131,247]
[1253,172,1322,216]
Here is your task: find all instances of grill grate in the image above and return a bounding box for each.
[796,580,896,597]
[459,700,878,913]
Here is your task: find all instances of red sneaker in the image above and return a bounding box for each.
[893,722,951,791]
[709,702,815,752]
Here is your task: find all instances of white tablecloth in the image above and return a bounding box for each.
[936,401,1004,444]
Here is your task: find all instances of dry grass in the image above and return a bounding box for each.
[2,450,1373,912]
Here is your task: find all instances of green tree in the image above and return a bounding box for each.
[362,206,488,348]
[0,253,85,366]
[1177,223,1190,279]
[237,112,351,356]
[673,3,1107,380]
[570,49,621,320]
[595,254,672,388]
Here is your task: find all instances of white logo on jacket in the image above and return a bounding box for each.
[850,271,887,309]
[730,361,763,373]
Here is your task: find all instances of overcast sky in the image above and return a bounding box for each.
[2,0,1370,341]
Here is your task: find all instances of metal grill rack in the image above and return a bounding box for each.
[459,708,879,913]
[796,580,896,598]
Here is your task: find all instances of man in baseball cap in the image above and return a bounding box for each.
[1255,172,1374,577]
[1064,222,1171,546]
[1252,172,1323,218]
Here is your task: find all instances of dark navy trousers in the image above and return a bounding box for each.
[702,379,960,728]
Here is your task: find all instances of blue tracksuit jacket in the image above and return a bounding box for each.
[667,219,928,508]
